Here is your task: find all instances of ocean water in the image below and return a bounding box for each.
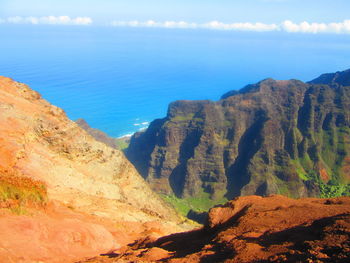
[0,25,349,137]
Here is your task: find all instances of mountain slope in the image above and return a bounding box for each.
[0,76,184,262]
[309,68,350,86]
[76,118,118,149]
[0,76,179,222]
[126,70,350,205]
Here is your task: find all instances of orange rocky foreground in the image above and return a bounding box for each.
[0,76,188,262]
[84,195,350,263]
[0,200,184,263]
[0,204,116,263]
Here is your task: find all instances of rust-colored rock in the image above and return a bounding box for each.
[91,195,350,263]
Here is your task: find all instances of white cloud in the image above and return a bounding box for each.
[1,16,93,26]
[111,20,197,29]
[282,20,350,34]
[110,20,275,31]
[110,19,350,34]
[7,16,23,24]
[133,121,150,126]
[2,16,350,33]
[202,21,279,31]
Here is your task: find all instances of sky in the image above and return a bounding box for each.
[0,0,349,24]
[0,1,349,34]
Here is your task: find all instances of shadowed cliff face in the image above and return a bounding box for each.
[127,71,350,201]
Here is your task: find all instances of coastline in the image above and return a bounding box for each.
[117,126,148,139]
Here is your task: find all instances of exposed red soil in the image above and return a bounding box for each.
[0,170,183,263]
[0,202,115,263]
[319,168,330,183]
[341,156,350,182]
[84,195,350,263]
[0,199,183,263]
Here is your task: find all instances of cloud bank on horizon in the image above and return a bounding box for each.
[1,15,350,34]
[0,16,92,25]
[111,20,350,34]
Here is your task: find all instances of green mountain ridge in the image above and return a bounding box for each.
[126,70,350,213]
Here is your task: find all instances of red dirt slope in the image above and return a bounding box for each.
[0,176,181,263]
[0,207,116,263]
[87,195,350,263]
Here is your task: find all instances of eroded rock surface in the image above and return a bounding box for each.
[127,70,350,201]
[76,118,118,149]
[87,195,350,263]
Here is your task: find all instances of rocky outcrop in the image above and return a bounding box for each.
[0,76,179,222]
[127,70,350,201]
[76,118,118,149]
[309,68,350,86]
[89,195,350,263]
[0,76,184,262]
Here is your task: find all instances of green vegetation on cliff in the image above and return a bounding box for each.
[115,137,130,151]
[0,175,47,214]
[126,70,350,211]
[161,191,228,217]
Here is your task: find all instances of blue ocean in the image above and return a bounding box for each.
[0,25,349,137]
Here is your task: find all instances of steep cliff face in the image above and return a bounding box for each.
[127,70,350,201]
[0,76,179,223]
